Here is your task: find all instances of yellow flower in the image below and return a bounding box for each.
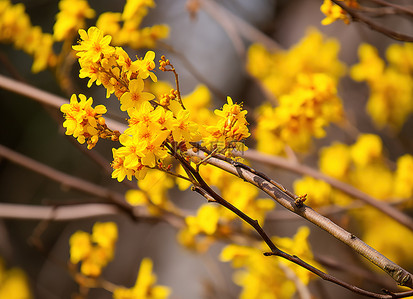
[320,0,350,25]
[60,94,107,148]
[351,43,413,129]
[350,164,393,200]
[319,142,351,180]
[393,154,413,199]
[122,0,155,21]
[96,12,122,39]
[125,101,157,134]
[117,134,147,169]
[113,258,171,299]
[68,222,118,278]
[273,226,323,285]
[294,176,332,208]
[350,134,382,167]
[186,204,220,235]
[172,110,201,143]
[138,130,170,168]
[0,264,32,299]
[386,43,413,74]
[73,27,115,63]
[69,231,92,264]
[255,73,343,154]
[92,222,118,249]
[203,96,249,156]
[133,50,157,82]
[351,43,384,82]
[221,227,320,299]
[120,78,155,111]
[53,0,95,41]
[357,209,413,267]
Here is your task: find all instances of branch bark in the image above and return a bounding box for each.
[187,149,413,289]
[242,149,413,232]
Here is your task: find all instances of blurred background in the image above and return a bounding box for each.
[1,0,412,298]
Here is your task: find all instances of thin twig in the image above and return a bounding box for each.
[199,0,281,51]
[331,0,413,42]
[0,74,128,133]
[199,0,246,58]
[366,0,413,17]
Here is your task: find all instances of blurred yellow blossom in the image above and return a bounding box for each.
[294,176,332,208]
[113,258,171,299]
[319,142,351,180]
[53,0,95,41]
[0,259,32,299]
[69,222,118,277]
[351,43,413,129]
[0,0,56,72]
[394,154,413,199]
[320,0,358,25]
[186,204,220,235]
[355,209,413,267]
[250,29,345,155]
[221,227,320,299]
[350,134,383,167]
[92,222,118,249]
[321,0,348,25]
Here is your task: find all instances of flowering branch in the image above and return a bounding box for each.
[172,146,413,298]
[186,148,413,289]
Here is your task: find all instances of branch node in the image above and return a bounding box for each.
[294,194,307,208]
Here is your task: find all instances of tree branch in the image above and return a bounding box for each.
[331,0,413,42]
[242,149,413,232]
[186,149,413,289]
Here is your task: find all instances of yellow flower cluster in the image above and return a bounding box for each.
[320,0,359,25]
[0,0,56,72]
[69,222,118,277]
[125,169,175,215]
[53,0,95,41]
[68,26,250,182]
[220,227,322,299]
[96,0,169,49]
[60,94,117,149]
[248,29,345,155]
[295,133,413,207]
[302,133,413,204]
[351,43,413,129]
[203,96,250,157]
[0,258,32,299]
[113,258,170,299]
[0,0,169,75]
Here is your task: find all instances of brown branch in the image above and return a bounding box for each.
[186,149,413,290]
[331,0,413,42]
[0,74,128,133]
[366,0,413,17]
[242,149,413,232]
[0,202,137,221]
[199,0,246,59]
[177,148,413,298]
[199,0,281,51]
[0,144,140,219]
